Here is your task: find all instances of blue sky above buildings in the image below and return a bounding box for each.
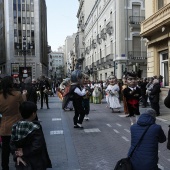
[46,0,79,51]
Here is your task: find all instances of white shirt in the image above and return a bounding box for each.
[128,86,136,91]
[74,87,86,96]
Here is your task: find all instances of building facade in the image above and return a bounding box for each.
[48,51,64,81]
[141,0,170,100]
[77,0,146,81]
[0,0,48,80]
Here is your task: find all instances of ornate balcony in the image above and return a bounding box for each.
[101,28,107,40]
[97,34,102,44]
[106,21,113,35]
[85,46,90,54]
[129,16,145,25]
[92,39,97,49]
[128,51,147,61]
[141,3,170,37]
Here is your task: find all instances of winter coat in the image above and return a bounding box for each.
[149,83,161,103]
[10,121,52,170]
[128,114,166,170]
[0,90,23,136]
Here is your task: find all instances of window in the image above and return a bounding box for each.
[22,4,25,11]
[27,30,30,37]
[27,17,30,24]
[30,4,34,12]
[31,17,34,24]
[157,0,164,10]
[14,29,17,37]
[160,52,169,87]
[26,4,29,11]
[22,17,26,24]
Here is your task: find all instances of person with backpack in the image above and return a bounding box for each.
[128,109,166,170]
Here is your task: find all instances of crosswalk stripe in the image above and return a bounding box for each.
[52,118,61,121]
[122,136,129,142]
[113,129,119,133]
[106,124,112,127]
[124,129,130,133]
[116,123,122,127]
[50,130,63,135]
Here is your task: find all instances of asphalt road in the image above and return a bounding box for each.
[3,95,170,170]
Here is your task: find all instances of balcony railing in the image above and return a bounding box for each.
[141,3,170,36]
[128,51,147,60]
[85,46,90,54]
[101,28,107,40]
[129,16,145,25]
[92,39,97,49]
[97,34,102,44]
[106,21,113,35]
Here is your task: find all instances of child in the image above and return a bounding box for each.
[10,101,52,170]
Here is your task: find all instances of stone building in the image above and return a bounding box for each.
[141,0,170,100]
[0,0,48,79]
[76,0,146,81]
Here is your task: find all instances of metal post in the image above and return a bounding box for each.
[23,36,26,68]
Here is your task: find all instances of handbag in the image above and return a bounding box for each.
[167,125,170,150]
[164,89,170,108]
[43,88,48,94]
[114,125,151,170]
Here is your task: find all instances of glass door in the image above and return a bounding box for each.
[160,52,169,87]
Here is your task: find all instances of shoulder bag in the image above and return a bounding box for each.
[114,125,151,170]
[164,89,170,109]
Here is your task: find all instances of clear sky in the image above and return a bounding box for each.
[46,0,79,51]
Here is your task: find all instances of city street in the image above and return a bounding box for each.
[6,95,170,170]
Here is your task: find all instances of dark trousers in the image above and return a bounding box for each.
[73,100,85,125]
[82,99,90,115]
[40,91,49,108]
[1,136,11,170]
[142,94,148,107]
[151,102,160,115]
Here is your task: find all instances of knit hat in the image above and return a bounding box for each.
[144,108,156,118]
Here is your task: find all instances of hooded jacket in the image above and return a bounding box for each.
[128,113,166,170]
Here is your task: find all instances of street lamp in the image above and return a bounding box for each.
[16,36,34,69]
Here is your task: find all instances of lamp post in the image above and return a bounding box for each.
[16,36,34,78]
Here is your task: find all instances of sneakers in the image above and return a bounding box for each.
[84,115,89,121]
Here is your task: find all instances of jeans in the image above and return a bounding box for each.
[1,136,11,170]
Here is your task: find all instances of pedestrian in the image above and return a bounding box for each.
[140,77,148,108]
[24,77,37,105]
[121,76,129,115]
[105,75,121,113]
[148,79,161,116]
[0,76,24,170]
[10,101,52,170]
[69,70,87,128]
[123,72,141,125]
[128,109,166,170]
[39,76,50,109]
[82,74,91,121]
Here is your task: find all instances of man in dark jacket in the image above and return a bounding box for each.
[148,79,161,116]
[128,109,166,170]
